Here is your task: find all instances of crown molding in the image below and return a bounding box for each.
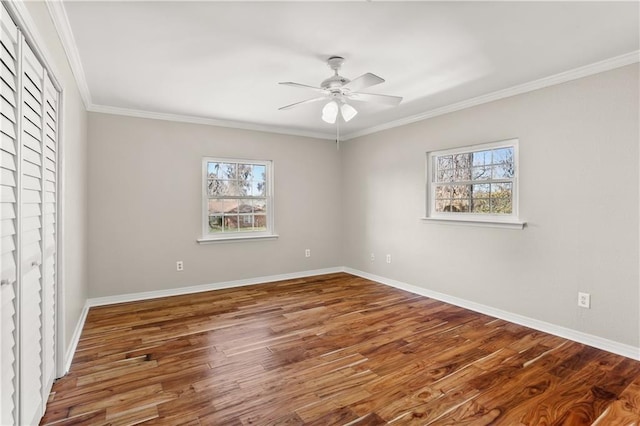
[342,50,640,141]
[42,0,638,141]
[88,104,334,141]
[45,0,92,108]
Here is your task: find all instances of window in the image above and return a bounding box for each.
[200,157,275,241]
[425,139,523,228]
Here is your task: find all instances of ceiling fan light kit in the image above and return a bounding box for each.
[279,56,403,126]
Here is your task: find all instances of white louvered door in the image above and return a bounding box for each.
[20,42,45,426]
[0,3,60,425]
[0,5,20,425]
[41,71,57,402]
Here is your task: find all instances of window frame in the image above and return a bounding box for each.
[424,139,525,229]
[199,157,276,243]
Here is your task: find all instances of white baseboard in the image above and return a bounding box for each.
[63,301,90,374]
[65,266,638,373]
[86,267,344,307]
[345,267,640,361]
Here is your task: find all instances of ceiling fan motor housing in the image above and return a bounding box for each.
[322,56,350,90]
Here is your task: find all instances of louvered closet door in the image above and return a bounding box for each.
[0,5,19,425]
[0,3,59,424]
[20,43,45,425]
[41,72,57,396]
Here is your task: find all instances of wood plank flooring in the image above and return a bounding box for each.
[41,273,640,425]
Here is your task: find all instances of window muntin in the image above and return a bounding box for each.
[427,140,518,220]
[203,158,273,239]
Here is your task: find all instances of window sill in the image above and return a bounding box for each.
[421,217,526,230]
[197,234,279,244]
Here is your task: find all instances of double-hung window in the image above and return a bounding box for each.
[425,139,524,228]
[200,157,275,241]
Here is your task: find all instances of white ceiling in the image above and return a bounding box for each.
[58,1,639,140]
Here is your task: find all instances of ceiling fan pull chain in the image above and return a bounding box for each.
[336,117,340,150]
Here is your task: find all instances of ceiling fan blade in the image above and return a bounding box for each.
[343,73,385,92]
[349,92,403,107]
[279,82,327,95]
[278,97,327,111]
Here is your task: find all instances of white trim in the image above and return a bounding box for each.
[197,234,279,244]
[45,1,91,108]
[42,0,639,142]
[86,267,344,307]
[62,267,638,374]
[89,104,334,141]
[63,302,89,375]
[425,139,522,225]
[201,157,276,240]
[343,51,640,141]
[421,217,526,229]
[344,268,640,361]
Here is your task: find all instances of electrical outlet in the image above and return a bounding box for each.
[305,249,311,258]
[370,253,375,262]
[578,292,590,308]
[386,254,392,264]
[176,261,184,271]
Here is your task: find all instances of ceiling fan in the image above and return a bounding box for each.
[278,56,403,124]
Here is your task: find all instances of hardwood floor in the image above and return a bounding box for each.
[42,273,640,425]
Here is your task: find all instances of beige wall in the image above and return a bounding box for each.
[341,64,639,347]
[87,114,342,297]
[23,2,89,359]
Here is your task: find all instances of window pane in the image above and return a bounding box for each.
[253,165,266,183]
[454,167,472,181]
[238,214,254,231]
[491,182,512,196]
[237,164,253,180]
[208,178,229,196]
[492,147,513,166]
[472,166,490,180]
[208,215,223,233]
[451,199,470,212]
[437,155,453,171]
[451,185,471,199]
[208,199,225,214]
[254,199,267,213]
[435,199,451,212]
[219,163,237,179]
[437,168,454,183]
[492,163,514,179]
[472,150,491,166]
[453,153,471,167]
[223,215,239,231]
[491,183,512,214]
[471,198,490,213]
[435,185,453,199]
[254,214,267,231]
[491,197,512,214]
[250,180,266,196]
[472,184,490,197]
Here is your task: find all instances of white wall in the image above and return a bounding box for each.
[22,2,89,362]
[87,114,342,297]
[342,64,639,348]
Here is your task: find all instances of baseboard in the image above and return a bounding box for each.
[70,266,638,370]
[86,267,344,307]
[63,301,90,374]
[345,267,640,361]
